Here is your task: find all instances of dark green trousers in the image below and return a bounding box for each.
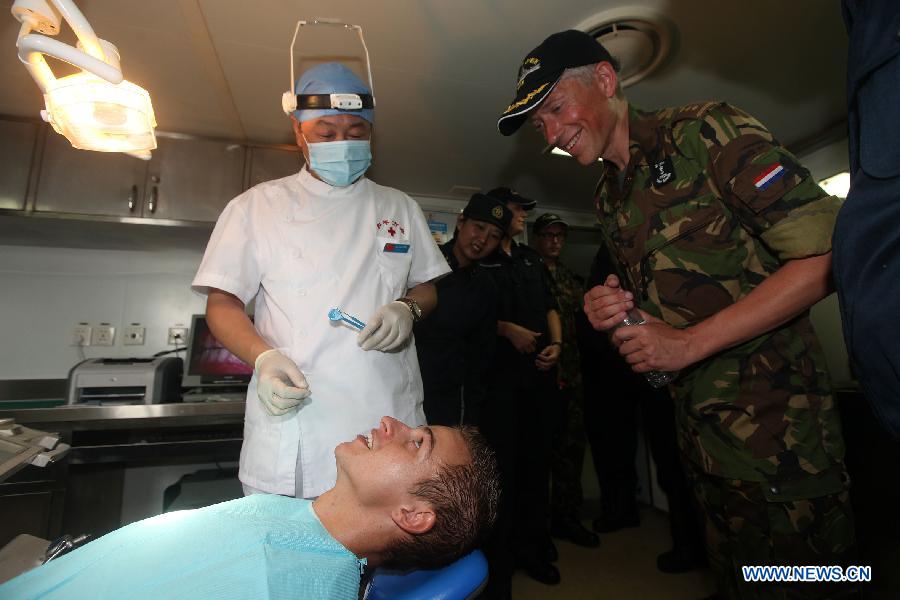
[685,463,861,599]
[550,385,587,520]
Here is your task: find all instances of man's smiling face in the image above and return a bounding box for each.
[334,417,469,508]
[529,74,616,166]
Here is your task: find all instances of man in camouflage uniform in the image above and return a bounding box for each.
[531,213,600,549]
[496,30,858,599]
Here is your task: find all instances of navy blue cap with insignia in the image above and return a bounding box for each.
[532,212,568,234]
[463,193,513,231]
[485,186,537,211]
[498,30,618,136]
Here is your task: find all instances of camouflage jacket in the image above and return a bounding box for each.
[595,102,846,496]
[545,260,584,391]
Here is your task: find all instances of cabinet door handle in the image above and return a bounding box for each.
[128,185,138,212]
[148,186,158,213]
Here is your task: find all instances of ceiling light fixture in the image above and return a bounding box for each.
[575,7,675,88]
[11,0,157,159]
[819,171,850,198]
[546,145,602,163]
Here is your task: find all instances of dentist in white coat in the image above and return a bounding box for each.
[192,62,450,498]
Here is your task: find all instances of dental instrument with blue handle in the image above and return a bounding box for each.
[328,308,366,331]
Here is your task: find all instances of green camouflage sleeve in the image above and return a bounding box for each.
[675,103,842,261]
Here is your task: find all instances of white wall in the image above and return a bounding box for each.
[0,245,206,381]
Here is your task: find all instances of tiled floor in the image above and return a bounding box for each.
[512,507,716,599]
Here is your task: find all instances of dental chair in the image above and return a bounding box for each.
[363,549,488,600]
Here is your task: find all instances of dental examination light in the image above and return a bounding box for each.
[11,0,157,159]
[281,18,376,116]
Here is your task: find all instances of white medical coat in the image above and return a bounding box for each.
[192,167,450,497]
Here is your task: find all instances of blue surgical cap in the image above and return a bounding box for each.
[293,62,374,124]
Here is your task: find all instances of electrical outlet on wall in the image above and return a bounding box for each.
[168,326,188,346]
[71,323,92,346]
[91,324,116,346]
[123,324,146,346]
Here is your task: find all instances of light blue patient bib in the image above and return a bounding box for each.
[0,495,364,599]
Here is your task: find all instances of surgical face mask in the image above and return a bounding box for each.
[304,137,372,187]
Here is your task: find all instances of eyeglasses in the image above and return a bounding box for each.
[536,232,567,241]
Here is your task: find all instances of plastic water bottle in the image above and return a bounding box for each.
[612,309,679,388]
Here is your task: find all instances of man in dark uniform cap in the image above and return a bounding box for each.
[415,193,512,426]
[497,29,855,599]
[478,187,563,597]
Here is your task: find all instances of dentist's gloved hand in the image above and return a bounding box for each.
[254,349,310,416]
[358,301,414,352]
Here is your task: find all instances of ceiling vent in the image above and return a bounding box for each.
[575,8,674,88]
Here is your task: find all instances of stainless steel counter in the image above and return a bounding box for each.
[0,401,246,548]
[0,402,245,431]
[0,402,246,467]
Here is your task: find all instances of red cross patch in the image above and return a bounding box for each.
[377,217,406,237]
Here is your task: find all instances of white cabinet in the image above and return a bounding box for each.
[146,136,246,222]
[0,120,40,211]
[246,146,301,189]
[35,132,149,217]
[0,120,302,229]
[34,133,246,222]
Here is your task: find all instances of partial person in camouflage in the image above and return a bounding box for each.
[497,30,858,599]
[531,213,600,549]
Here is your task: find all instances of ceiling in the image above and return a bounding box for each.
[0,0,849,214]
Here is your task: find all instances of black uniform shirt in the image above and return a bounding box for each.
[479,240,558,367]
[414,238,499,406]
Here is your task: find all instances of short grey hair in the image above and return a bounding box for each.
[560,64,599,86]
[560,62,624,98]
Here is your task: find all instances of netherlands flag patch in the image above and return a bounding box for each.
[754,164,785,190]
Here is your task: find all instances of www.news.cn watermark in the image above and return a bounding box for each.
[742,565,872,583]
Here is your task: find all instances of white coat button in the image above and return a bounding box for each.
[297,289,307,297]
[294,249,303,258]
[296,329,306,338]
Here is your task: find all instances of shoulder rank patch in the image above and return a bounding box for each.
[652,157,676,186]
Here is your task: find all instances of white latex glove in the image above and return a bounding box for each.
[358,301,414,352]
[254,349,310,416]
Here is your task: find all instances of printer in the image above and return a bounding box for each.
[66,357,183,405]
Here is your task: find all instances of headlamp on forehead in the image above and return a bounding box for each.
[280,19,376,116]
[284,93,374,116]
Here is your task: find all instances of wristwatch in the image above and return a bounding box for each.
[396,297,423,323]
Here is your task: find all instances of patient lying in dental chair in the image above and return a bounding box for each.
[0,417,499,600]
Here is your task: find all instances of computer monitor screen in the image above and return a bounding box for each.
[182,314,253,389]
